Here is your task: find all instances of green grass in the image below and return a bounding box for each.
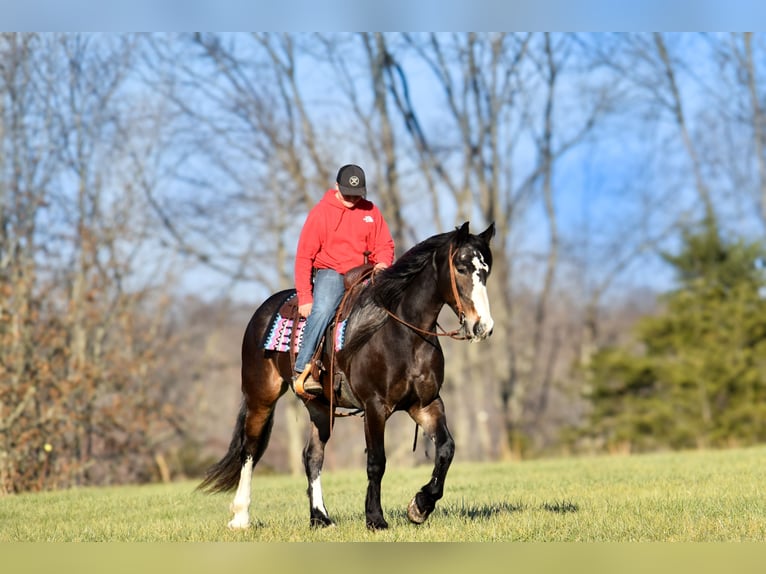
[2,446,766,541]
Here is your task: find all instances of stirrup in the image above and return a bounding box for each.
[293,370,322,399]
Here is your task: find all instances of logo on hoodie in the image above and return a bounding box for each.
[363,215,374,223]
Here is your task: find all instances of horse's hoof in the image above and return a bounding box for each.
[310,516,336,528]
[366,518,389,530]
[227,517,251,530]
[407,497,430,524]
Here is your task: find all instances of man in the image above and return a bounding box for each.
[293,164,395,395]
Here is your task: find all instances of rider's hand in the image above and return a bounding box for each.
[298,303,313,318]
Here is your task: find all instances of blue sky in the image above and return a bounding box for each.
[2,1,763,33]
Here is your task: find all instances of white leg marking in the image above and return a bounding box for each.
[310,474,329,516]
[228,456,253,529]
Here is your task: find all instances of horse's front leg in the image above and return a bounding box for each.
[363,401,389,530]
[303,401,334,527]
[407,397,454,525]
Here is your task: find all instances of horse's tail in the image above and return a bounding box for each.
[197,399,248,493]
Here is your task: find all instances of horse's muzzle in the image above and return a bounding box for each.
[465,317,494,341]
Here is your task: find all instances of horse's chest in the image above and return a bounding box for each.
[390,356,441,403]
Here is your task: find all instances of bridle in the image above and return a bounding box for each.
[321,242,468,422]
[382,242,469,340]
[319,249,467,416]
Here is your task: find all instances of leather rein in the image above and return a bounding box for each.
[381,242,469,341]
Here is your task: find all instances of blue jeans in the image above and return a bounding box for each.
[295,268,345,374]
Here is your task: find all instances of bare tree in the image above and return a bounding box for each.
[0,32,56,492]
[0,33,203,493]
[703,33,766,233]
[142,33,363,474]
[377,33,618,458]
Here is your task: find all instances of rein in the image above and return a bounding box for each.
[324,241,468,434]
[323,242,467,404]
[382,242,469,341]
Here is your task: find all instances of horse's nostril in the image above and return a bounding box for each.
[474,323,485,337]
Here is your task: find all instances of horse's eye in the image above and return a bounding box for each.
[455,265,469,274]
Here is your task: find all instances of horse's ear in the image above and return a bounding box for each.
[479,222,495,244]
[456,221,470,241]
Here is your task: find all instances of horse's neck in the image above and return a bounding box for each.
[398,266,444,329]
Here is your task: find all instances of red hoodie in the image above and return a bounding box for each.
[295,189,395,306]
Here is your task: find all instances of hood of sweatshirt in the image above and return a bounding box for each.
[318,188,374,231]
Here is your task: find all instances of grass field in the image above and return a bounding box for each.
[2,445,766,542]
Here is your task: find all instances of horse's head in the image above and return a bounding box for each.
[446,222,495,341]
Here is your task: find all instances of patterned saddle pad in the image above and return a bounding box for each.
[262,293,347,353]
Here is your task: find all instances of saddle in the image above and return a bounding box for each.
[277,293,300,323]
[343,262,373,292]
[277,263,373,402]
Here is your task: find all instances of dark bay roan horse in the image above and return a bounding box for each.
[199,221,495,530]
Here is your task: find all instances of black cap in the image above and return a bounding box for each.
[336,164,366,196]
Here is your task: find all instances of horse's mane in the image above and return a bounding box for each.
[342,229,456,356]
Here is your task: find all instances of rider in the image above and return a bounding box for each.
[293,164,395,395]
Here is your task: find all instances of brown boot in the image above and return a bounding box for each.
[303,375,323,395]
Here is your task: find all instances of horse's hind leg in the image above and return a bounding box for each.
[407,397,455,525]
[228,452,254,529]
[227,405,277,529]
[225,352,286,530]
[303,401,334,527]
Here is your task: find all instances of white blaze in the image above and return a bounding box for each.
[471,254,493,334]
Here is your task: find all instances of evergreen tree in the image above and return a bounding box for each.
[584,222,766,452]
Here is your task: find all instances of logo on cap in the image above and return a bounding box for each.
[349,176,360,187]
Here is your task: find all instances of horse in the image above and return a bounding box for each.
[198,221,495,530]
